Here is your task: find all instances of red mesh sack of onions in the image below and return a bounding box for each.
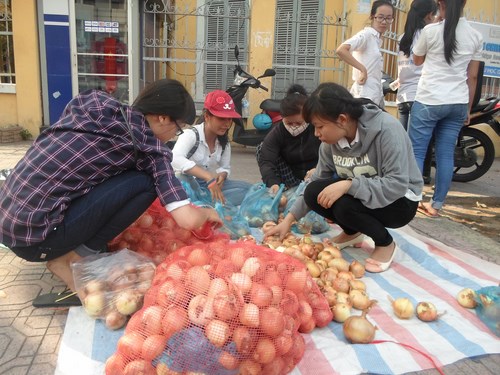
[108,199,230,265]
[72,249,156,330]
[106,241,333,375]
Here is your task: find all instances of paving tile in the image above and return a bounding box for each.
[38,334,60,355]
[18,336,42,357]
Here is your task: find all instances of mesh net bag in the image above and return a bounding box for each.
[108,199,230,265]
[106,241,333,375]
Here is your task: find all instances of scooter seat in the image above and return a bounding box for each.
[260,99,282,112]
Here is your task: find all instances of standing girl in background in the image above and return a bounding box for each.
[408,0,482,218]
[256,84,321,194]
[394,0,438,184]
[395,0,438,130]
[336,0,395,108]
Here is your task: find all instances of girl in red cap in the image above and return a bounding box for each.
[172,90,251,206]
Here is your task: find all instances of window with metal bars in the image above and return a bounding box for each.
[0,0,15,89]
[204,0,248,94]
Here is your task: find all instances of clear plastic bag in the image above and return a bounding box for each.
[71,249,156,330]
[475,286,500,337]
[239,183,285,227]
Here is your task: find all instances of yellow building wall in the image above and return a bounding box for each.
[0,0,42,137]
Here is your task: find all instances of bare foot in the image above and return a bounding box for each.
[46,251,82,292]
[366,242,396,264]
[331,231,361,244]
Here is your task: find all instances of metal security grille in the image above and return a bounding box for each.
[0,0,15,86]
[272,0,346,98]
[141,0,249,102]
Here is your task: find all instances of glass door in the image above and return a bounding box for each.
[70,0,130,103]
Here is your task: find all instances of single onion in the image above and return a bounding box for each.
[187,247,210,266]
[105,310,127,330]
[115,290,142,316]
[205,319,230,347]
[349,279,366,291]
[349,289,371,310]
[332,302,351,323]
[313,307,334,327]
[232,326,257,354]
[253,337,277,364]
[349,260,365,278]
[343,306,377,344]
[298,317,316,333]
[84,292,106,317]
[208,278,228,297]
[336,291,352,307]
[332,277,350,293]
[184,266,211,295]
[239,360,262,375]
[230,272,253,294]
[388,296,414,319]
[322,286,338,306]
[285,270,307,294]
[240,303,260,327]
[213,288,242,321]
[162,306,188,337]
[456,288,477,308]
[187,294,214,326]
[328,257,350,272]
[241,257,262,277]
[218,351,240,370]
[141,334,166,361]
[416,301,442,322]
[306,261,321,278]
[250,283,273,307]
[260,306,285,337]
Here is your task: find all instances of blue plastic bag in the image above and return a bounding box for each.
[238,183,284,227]
[214,202,252,239]
[475,286,500,337]
[179,174,213,207]
[285,181,331,234]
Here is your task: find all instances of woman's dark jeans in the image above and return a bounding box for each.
[303,179,418,247]
[11,171,157,261]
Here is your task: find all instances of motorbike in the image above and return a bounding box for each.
[227,45,281,147]
[450,97,499,182]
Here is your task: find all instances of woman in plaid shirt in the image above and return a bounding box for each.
[0,79,221,292]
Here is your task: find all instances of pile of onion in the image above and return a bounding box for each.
[261,229,372,325]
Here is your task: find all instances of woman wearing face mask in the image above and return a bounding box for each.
[256,84,321,194]
[172,90,252,206]
[336,0,395,108]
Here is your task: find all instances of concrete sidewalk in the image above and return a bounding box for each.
[0,141,499,374]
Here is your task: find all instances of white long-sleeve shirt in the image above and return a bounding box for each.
[171,123,231,177]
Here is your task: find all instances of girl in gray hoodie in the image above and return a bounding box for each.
[265,82,423,273]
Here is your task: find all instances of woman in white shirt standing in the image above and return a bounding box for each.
[172,90,252,206]
[395,0,438,130]
[336,0,395,108]
[408,0,482,217]
[395,0,438,184]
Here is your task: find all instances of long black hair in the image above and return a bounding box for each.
[400,0,438,57]
[132,79,196,124]
[302,82,372,123]
[280,84,308,117]
[443,0,466,64]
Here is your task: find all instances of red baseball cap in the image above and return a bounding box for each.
[204,90,241,118]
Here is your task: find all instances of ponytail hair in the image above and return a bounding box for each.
[280,84,308,117]
[400,0,438,57]
[302,82,371,123]
[443,0,465,64]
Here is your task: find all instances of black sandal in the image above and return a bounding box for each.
[32,289,82,308]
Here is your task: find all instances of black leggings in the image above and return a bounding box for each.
[303,180,418,246]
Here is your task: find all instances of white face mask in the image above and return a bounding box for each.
[284,123,309,137]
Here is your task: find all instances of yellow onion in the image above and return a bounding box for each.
[456,288,477,309]
[343,301,377,344]
[416,302,443,322]
[388,296,414,319]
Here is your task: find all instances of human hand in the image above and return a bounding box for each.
[304,168,316,181]
[201,206,223,228]
[356,69,367,85]
[207,180,226,204]
[263,214,294,241]
[317,180,352,209]
[270,184,280,194]
[216,172,227,186]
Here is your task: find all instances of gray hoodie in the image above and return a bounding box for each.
[290,104,423,219]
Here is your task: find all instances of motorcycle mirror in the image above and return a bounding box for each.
[259,68,276,78]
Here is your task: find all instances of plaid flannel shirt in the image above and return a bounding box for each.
[0,90,187,247]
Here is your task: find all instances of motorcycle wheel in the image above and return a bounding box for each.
[452,127,495,182]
